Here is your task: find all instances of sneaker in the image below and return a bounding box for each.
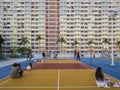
[104,85,110,88]
[104,86,110,88]
[117,82,120,85]
[113,83,120,87]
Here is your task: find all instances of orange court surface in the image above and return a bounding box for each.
[0,59,119,90]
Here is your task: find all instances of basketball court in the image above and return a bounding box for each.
[0,59,119,90]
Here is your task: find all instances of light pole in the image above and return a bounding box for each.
[90,48,92,65]
[109,11,117,66]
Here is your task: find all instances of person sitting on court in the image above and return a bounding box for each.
[11,63,20,78]
[26,63,32,70]
[18,64,24,77]
[95,67,115,88]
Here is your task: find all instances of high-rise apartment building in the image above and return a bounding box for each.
[0,0,120,55]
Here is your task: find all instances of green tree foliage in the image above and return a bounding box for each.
[36,35,44,52]
[0,35,4,49]
[19,36,29,46]
[88,39,94,49]
[17,47,30,56]
[102,38,110,53]
[72,39,79,49]
[0,35,4,55]
[56,36,66,53]
[116,40,120,53]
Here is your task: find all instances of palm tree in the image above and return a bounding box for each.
[116,40,120,53]
[87,39,94,65]
[72,39,79,59]
[102,38,110,54]
[88,39,94,48]
[8,48,17,58]
[72,39,79,51]
[19,36,29,46]
[8,48,16,54]
[17,47,30,57]
[19,36,29,57]
[56,36,66,53]
[36,35,44,53]
[0,35,4,54]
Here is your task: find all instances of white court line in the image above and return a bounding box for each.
[0,86,97,88]
[81,62,120,81]
[81,61,120,82]
[60,86,97,88]
[0,86,57,88]
[57,59,61,90]
[80,62,93,69]
[0,78,12,86]
[57,69,60,90]
[0,76,10,80]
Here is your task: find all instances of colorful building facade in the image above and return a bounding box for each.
[0,0,120,55]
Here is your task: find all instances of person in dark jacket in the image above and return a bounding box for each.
[42,51,46,63]
[76,51,80,61]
